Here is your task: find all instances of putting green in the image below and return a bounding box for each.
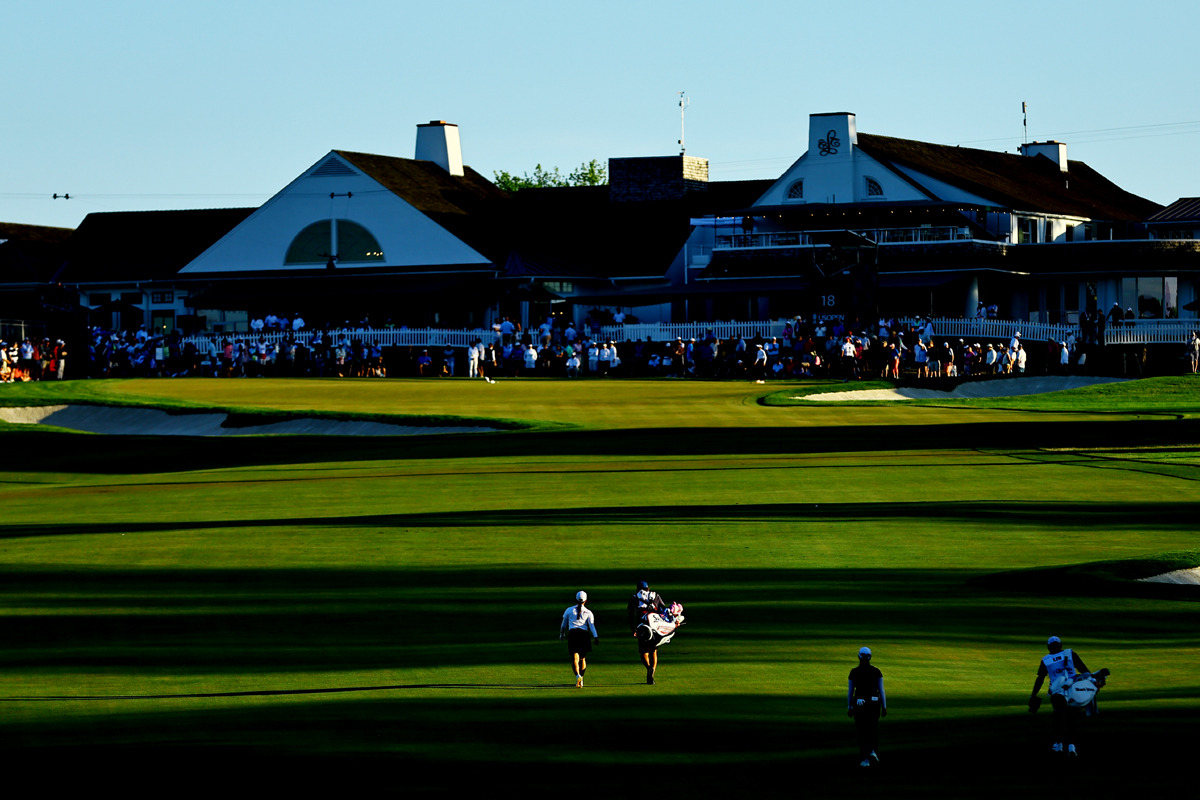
[1,378,1197,792]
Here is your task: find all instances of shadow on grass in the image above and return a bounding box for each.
[4,416,1200,474]
[3,500,1199,540]
[2,566,1196,673]
[972,548,1200,602]
[4,690,1198,794]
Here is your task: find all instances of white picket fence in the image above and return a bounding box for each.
[182,327,491,350]
[180,318,1194,350]
[600,321,787,342]
[897,317,1193,345]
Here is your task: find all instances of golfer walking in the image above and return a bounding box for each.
[559,591,599,688]
[628,580,666,685]
[848,646,887,767]
[1029,636,1090,755]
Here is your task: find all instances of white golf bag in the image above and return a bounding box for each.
[1063,668,1110,715]
[638,602,685,648]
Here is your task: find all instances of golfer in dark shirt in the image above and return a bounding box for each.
[848,646,887,766]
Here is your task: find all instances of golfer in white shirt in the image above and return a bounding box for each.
[560,591,599,687]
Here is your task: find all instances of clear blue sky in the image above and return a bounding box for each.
[4,0,1198,229]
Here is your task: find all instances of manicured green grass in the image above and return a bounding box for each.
[1,379,1198,793]
[767,375,1200,415]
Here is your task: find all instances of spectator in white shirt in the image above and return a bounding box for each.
[523,344,538,375]
[292,316,305,332]
[587,343,599,374]
[613,310,626,324]
[598,343,612,376]
[559,591,599,688]
[468,342,480,378]
[566,352,581,377]
[1017,345,1028,373]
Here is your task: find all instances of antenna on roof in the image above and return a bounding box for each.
[1022,101,1028,144]
[678,92,689,155]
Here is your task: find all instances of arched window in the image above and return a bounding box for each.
[335,220,385,263]
[865,177,884,197]
[283,219,385,265]
[786,180,804,200]
[284,220,331,264]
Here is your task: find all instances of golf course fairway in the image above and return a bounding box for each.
[1,377,1197,795]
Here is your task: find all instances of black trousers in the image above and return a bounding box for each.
[1051,694,1077,745]
[854,704,881,757]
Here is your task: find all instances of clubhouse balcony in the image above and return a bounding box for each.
[714,226,976,251]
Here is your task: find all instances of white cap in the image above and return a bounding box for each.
[576,591,587,602]
[1047,635,1060,645]
[858,646,872,657]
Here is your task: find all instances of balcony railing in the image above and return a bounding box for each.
[714,226,974,250]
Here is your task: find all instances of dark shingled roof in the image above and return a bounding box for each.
[855,133,1162,222]
[0,222,74,245]
[1146,197,1200,224]
[334,151,509,261]
[500,179,774,279]
[0,223,74,284]
[58,208,256,283]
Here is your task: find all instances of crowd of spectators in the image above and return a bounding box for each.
[5,307,1193,384]
[0,336,67,383]
[462,313,1103,382]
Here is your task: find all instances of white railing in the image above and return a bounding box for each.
[177,318,1194,350]
[897,317,1194,345]
[714,226,975,250]
[181,327,491,350]
[1103,320,1195,345]
[601,321,787,342]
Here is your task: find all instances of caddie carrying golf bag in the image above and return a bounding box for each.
[1064,669,1110,716]
[637,602,686,649]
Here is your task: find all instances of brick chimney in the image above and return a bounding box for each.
[608,155,708,202]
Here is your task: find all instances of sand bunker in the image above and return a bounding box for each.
[1138,567,1200,586]
[0,405,496,437]
[801,376,1126,402]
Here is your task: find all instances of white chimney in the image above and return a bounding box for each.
[808,112,857,161]
[1020,140,1068,172]
[415,120,464,176]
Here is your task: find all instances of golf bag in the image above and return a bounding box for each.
[637,602,685,648]
[1064,669,1110,716]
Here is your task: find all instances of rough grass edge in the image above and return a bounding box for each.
[969,549,1200,601]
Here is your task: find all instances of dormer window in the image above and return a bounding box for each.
[785,180,804,201]
[865,177,884,198]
